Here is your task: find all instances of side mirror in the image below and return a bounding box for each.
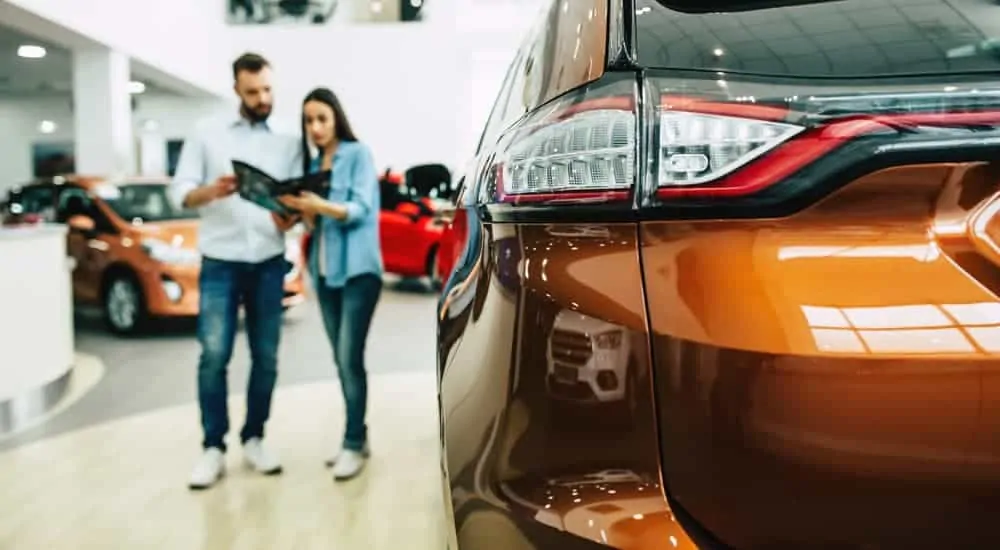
[67,214,96,233]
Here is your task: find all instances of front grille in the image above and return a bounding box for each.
[550,329,593,366]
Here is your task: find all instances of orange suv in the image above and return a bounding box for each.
[436,0,1000,548]
[2,175,306,334]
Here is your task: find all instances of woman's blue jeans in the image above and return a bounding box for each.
[315,273,382,451]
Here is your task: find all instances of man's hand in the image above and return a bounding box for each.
[270,211,301,232]
[183,175,237,209]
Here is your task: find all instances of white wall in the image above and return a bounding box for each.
[3,0,543,182]
[0,94,228,192]
[223,1,536,176]
[5,0,235,97]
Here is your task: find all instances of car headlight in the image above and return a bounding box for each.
[141,238,201,265]
[594,330,623,349]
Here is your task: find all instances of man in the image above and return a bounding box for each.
[169,52,301,490]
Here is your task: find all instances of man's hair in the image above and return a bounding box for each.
[232,52,269,80]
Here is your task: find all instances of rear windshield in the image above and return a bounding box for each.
[634,0,1000,78]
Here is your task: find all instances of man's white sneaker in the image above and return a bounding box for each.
[325,441,370,468]
[332,449,367,481]
[243,438,283,475]
[188,448,225,490]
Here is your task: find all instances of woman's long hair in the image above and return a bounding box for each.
[301,87,359,176]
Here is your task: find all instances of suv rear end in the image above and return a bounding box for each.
[437,1,1000,548]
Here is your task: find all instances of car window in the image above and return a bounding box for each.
[11,185,57,221]
[98,183,198,223]
[634,0,1000,77]
[476,51,524,155]
[56,186,95,223]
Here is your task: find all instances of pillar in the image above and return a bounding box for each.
[72,47,134,177]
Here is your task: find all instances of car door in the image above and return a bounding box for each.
[6,183,57,224]
[57,185,109,303]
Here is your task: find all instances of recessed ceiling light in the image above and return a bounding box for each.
[370,0,383,13]
[17,45,46,59]
[38,120,57,134]
[128,80,146,94]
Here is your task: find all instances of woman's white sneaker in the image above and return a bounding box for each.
[325,441,370,468]
[332,449,367,481]
[188,448,225,490]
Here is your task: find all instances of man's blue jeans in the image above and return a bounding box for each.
[197,254,287,451]
[315,273,382,452]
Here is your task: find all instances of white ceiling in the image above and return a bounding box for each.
[0,23,177,98]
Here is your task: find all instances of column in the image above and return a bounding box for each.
[72,47,134,177]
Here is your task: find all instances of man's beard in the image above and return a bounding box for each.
[241,102,272,123]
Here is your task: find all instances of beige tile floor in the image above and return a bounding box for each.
[0,370,448,550]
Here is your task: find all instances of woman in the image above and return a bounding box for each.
[278,87,382,481]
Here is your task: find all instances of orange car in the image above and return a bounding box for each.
[436,0,1000,548]
[2,175,306,334]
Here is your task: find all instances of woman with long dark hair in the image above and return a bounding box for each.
[278,87,382,481]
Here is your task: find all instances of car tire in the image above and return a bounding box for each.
[427,246,443,291]
[103,271,146,336]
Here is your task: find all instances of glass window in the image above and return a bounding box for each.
[97,183,198,223]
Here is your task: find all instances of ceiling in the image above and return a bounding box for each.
[0,23,177,98]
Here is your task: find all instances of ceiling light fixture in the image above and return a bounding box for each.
[17,45,46,59]
[128,80,146,94]
[370,0,383,13]
[38,120,57,134]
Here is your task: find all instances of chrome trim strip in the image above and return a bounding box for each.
[0,367,73,435]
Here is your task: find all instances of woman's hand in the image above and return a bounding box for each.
[278,191,325,213]
[301,211,316,230]
[278,191,349,221]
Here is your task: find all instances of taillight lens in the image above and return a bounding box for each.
[480,75,638,205]
[659,112,803,186]
[648,74,1000,201]
[506,110,635,195]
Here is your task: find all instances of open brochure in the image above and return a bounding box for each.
[232,159,331,216]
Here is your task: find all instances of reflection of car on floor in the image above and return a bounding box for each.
[435,0,1000,548]
[545,310,647,417]
[2,175,306,335]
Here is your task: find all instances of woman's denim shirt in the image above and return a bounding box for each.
[308,140,383,288]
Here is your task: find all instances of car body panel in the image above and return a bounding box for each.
[440,0,1000,548]
[641,162,1000,548]
[438,220,690,549]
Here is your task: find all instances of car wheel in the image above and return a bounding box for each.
[104,272,146,335]
[427,246,443,291]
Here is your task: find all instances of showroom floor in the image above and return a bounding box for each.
[0,278,448,549]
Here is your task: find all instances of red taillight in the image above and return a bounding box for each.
[654,108,1000,199]
[652,77,1000,200]
[480,75,639,206]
